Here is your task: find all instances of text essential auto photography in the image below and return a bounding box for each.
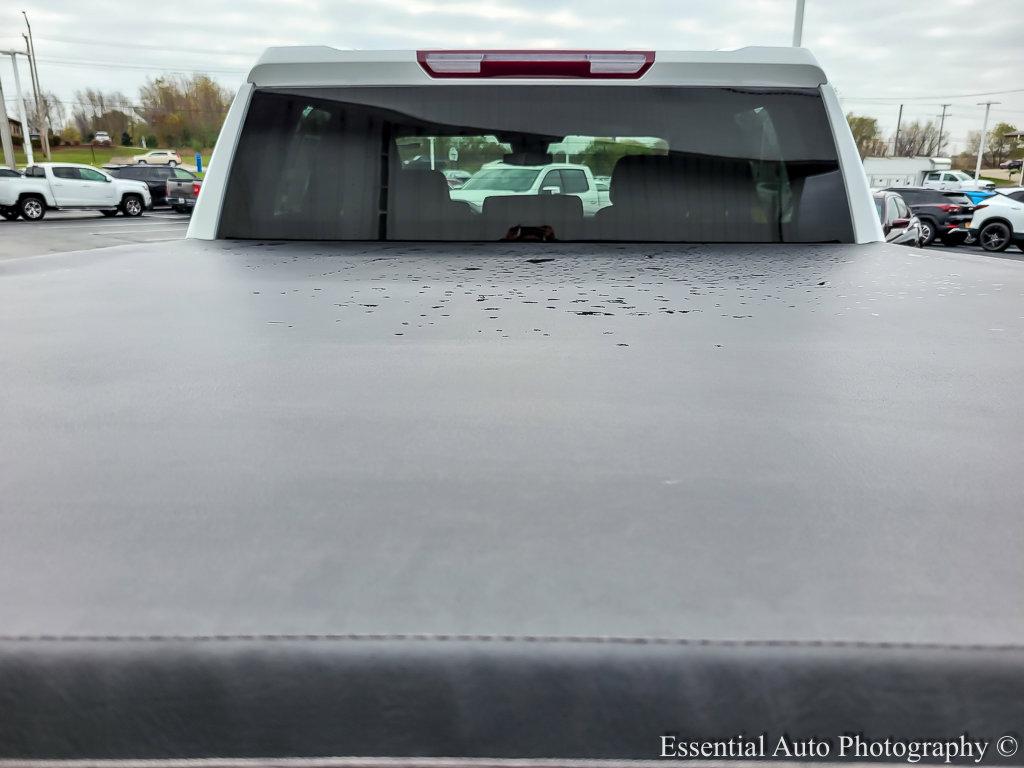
[659,733,1016,763]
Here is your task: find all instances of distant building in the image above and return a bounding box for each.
[8,117,22,140]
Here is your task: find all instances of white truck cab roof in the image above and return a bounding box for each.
[246,46,829,89]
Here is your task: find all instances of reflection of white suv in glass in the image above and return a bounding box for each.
[923,169,995,192]
[450,162,609,214]
[968,188,1024,252]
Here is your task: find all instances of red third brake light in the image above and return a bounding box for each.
[418,50,655,79]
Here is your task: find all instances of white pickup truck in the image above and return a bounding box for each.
[863,157,995,192]
[0,161,151,221]
[449,161,609,214]
[3,46,1023,763]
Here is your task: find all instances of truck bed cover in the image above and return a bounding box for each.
[2,241,1023,759]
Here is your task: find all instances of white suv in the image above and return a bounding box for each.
[449,162,608,214]
[968,188,1024,252]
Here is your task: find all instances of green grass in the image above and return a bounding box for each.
[9,145,212,172]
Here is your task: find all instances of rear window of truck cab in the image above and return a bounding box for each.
[220,86,853,244]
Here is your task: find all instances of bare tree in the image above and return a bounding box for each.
[892,120,940,157]
[25,91,66,138]
[136,75,232,148]
[71,89,137,143]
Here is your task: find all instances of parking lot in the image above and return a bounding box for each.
[3,209,1021,263]
[0,209,192,260]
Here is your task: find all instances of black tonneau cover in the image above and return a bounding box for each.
[1,241,1023,759]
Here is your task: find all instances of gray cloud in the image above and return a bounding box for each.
[2,0,1022,151]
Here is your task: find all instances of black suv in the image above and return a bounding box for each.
[108,165,197,207]
[883,187,975,246]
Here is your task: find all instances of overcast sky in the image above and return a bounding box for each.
[2,0,1022,153]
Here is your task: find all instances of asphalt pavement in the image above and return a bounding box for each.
[1,210,1022,262]
[0,208,191,261]
[924,240,1024,262]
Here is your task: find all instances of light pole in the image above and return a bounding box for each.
[792,0,806,46]
[2,51,33,166]
[22,12,50,160]
[974,101,999,181]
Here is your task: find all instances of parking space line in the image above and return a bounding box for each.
[24,222,190,230]
[89,228,189,235]
[90,224,188,229]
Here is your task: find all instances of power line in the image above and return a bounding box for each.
[839,87,1024,101]
[31,34,259,59]
[31,55,246,75]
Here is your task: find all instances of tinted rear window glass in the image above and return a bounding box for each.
[220,86,853,243]
[893,189,941,203]
[943,193,972,205]
[561,168,589,194]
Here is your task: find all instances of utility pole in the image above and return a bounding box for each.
[792,0,807,46]
[974,101,999,181]
[22,12,50,160]
[0,75,16,168]
[22,34,48,161]
[3,51,33,166]
[937,103,951,157]
[893,104,904,157]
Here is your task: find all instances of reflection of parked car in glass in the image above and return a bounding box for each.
[999,159,1022,170]
[882,187,974,246]
[442,169,471,189]
[450,162,608,214]
[873,191,922,246]
[92,131,112,147]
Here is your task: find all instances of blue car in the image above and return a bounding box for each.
[962,189,996,205]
